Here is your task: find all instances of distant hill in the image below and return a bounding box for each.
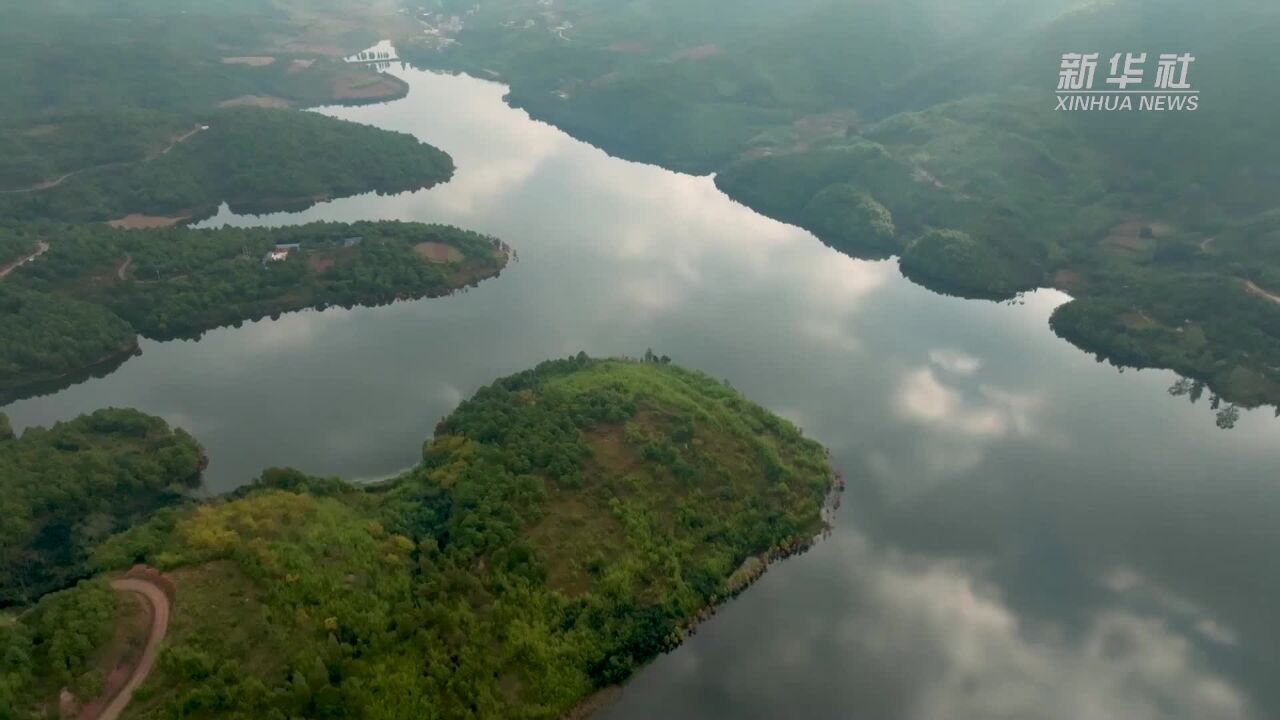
[405,0,1280,411]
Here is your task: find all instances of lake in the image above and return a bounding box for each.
[5,64,1279,719]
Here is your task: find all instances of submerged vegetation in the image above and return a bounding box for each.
[0,221,509,401]
[0,357,834,719]
[407,0,1280,410]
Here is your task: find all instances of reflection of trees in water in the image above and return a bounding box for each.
[1166,377,1257,429]
[0,345,137,406]
[345,50,399,73]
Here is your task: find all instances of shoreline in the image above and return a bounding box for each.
[0,250,509,404]
[559,469,844,720]
[0,339,140,407]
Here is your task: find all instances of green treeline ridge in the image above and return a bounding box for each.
[0,357,835,719]
[406,0,1280,410]
[0,108,454,224]
[0,1,438,222]
[0,408,205,607]
[0,221,508,402]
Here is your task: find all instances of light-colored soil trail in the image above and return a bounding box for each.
[1244,279,1280,305]
[0,241,49,279]
[93,578,171,720]
[0,125,206,195]
[155,126,204,157]
[0,169,83,194]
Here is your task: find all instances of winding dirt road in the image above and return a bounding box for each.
[0,125,206,195]
[95,578,171,720]
[1244,279,1280,305]
[0,241,49,279]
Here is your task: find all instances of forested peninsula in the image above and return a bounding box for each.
[0,357,836,720]
[404,0,1280,412]
[0,108,454,225]
[1,1,448,224]
[0,221,509,403]
[0,2,521,401]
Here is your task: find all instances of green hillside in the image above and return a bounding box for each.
[0,409,204,607]
[0,221,509,402]
[0,357,834,719]
[404,0,1280,410]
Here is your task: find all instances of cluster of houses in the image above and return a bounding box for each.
[262,237,362,265]
[263,243,298,263]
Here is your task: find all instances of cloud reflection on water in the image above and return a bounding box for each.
[5,64,1277,720]
[606,527,1252,720]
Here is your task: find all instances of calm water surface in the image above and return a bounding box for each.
[6,65,1279,720]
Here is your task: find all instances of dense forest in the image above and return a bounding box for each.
[0,223,41,267]
[0,108,454,223]
[0,0,442,222]
[0,111,192,193]
[0,1,516,402]
[0,0,409,123]
[0,287,139,397]
[0,578,123,717]
[0,409,204,607]
[0,358,835,719]
[0,221,508,400]
[405,0,1280,409]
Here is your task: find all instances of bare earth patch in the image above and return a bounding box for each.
[218,94,294,109]
[328,69,405,101]
[107,213,190,229]
[221,56,277,66]
[309,254,337,273]
[287,58,316,74]
[1052,269,1087,293]
[1101,219,1165,253]
[413,241,464,263]
[1120,310,1158,330]
[274,39,347,57]
[669,44,720,61]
